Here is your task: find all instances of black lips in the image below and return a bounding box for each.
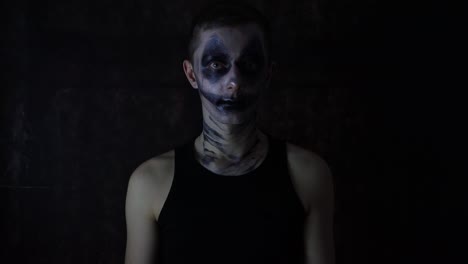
[217,99,247,111]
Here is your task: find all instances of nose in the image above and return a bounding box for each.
[226,79,239,92]
[225,66,241,94]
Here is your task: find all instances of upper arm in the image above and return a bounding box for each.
[125,151,175,264]
[303,157,335,264]
[287,144,335,264]
[125,169,158,264]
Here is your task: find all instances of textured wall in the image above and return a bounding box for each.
[2,0,460,263]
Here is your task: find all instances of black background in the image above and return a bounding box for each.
[2,0,464,263]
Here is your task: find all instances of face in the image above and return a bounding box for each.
[183,23,271,125]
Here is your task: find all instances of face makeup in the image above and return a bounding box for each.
[193,24,269,124]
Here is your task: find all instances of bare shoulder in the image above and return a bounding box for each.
[286,143,330,175]
[286,143,334,212]
[125,150,175,263]
[126,149,175,220]
[130,150,175,184]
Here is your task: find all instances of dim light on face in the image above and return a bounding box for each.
[190,23,271,125]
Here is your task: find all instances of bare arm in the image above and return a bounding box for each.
[125,168,158,264]
[303,158,335,264]
[125,152,174,264]
[287,145,335,264]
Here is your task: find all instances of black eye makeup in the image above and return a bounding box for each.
[209,61,228,70]
[237,36,265,76]
[199,34,266,84]
[200,36,231,83]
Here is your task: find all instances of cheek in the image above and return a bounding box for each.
[196,64,267,92]
[199,88,221,106]
[200,68,267,89]
[241,69,268,93]
[201,67,229,84]
[197,73,220,94]
[245,71,265,87]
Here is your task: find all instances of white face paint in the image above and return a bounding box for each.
[192,23,270,125]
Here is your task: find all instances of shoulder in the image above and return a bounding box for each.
[286,143,330,175]
[126,150,175,220]
[129,150,175,188]
[285,142,334,212]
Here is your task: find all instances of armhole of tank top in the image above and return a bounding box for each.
[156,145,179,225]
[281,141,308,216]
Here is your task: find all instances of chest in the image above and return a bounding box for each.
[156,170,306,264]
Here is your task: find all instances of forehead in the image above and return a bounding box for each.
[194,24,266,58]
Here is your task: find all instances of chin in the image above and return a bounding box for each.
[220,117,247,125]
[214,109,255,125]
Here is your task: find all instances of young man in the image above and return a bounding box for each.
[125,3,335,264]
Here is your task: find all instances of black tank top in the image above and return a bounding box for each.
[156,133,306,264]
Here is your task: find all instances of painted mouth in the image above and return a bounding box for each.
[217,99,246,111]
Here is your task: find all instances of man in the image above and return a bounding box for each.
[125,2,335,264]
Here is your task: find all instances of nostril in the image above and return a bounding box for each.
[227,81,239,90]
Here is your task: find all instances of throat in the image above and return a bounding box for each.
[194,117,269,176]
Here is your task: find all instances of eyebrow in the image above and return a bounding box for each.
[202,35,229,57]
[239,36,265,60]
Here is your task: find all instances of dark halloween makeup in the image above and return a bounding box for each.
[198,88,259,113]
[193,25,270,125]
[199,35,266,84]
[236,36,265,80]
[200,36,231,83]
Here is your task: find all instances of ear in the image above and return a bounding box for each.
[183,60,198,89]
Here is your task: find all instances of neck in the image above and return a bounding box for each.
[195,108,268,175]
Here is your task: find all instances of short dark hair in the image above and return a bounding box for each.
[187,2,271,62]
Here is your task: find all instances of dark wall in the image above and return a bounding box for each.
[2,0,462,263]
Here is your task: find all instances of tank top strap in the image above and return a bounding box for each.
[266,133,286,162]
[261,133,289,176]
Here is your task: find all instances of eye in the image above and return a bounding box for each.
[245,61,258,71]
[240,60,259,72]
[209,61,225,70]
